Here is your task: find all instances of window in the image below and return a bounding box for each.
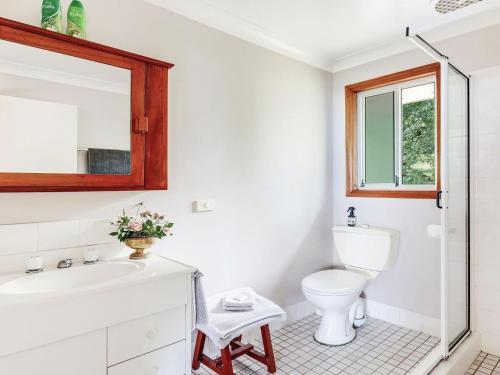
[345,63,440,199]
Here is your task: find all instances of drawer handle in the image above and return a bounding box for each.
[150,366,160,375]
[146,328,159,340]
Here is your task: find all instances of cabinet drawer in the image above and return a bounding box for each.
[0,330,106,375]
[108,306,185,366]
[108,341,185,375]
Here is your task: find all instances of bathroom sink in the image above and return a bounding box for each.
[0,261,143,295]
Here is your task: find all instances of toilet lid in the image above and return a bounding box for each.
[302,270,366,296]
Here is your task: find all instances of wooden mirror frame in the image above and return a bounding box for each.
[0,17,173,192]
[345,63,441,199]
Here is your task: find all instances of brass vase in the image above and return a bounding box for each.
[124,237,155,260]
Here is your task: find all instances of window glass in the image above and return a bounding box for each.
[364,92,395,184]
[401,83,436,185]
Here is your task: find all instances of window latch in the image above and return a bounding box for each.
[395,175,400,187]
[360,179,365,188]
[436,190,443,209]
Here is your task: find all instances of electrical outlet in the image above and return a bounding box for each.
[193,200,215,213]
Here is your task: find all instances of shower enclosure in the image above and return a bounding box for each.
[406,30,471,360]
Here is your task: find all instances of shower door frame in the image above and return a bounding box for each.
[406,29,471,360]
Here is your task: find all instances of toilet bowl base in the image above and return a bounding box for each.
[313,331,356,347]
[313,310,357,346]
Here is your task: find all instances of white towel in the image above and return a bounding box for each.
[222,305,254,312]
[192,269,208,328]
[222,287,256,310]
[195,285,286,349]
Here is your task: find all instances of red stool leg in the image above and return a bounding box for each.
[220,346,234,375]
[192,331,206,370]
[261,325,277,373]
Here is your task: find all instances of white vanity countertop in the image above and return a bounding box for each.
[0,255,194,312]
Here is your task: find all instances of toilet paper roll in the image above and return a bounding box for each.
[427,224,441,239]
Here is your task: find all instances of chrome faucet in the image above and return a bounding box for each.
[57,258,73,269]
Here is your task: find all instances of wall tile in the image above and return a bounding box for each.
[483,332,500,357]
[475,179,500,202]
[474,220,500,244]
[474,241,500,268]
[476,287,500,314]
[474,199,500,223]
[474,265,500,291]
[476,308,500,338]
[79,219,114,246]
[0,223,37,256]
[37,221,79,251]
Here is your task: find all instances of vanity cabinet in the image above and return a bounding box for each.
[0,17,173,192]
[0,256,193,375]
[0,330,107,375]
[0,307,188,375]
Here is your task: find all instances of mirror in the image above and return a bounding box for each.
[0,39,131,175]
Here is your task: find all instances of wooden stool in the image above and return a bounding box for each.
[192,324,277,375]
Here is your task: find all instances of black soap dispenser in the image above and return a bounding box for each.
[347,207,357,227]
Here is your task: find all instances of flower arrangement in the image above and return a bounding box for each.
[110,202,174,243]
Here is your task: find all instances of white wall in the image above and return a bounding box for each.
[0,0,333,311]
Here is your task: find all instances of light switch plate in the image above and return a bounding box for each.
[193,200,215,213]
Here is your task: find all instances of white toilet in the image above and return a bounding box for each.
[302,225,399,346]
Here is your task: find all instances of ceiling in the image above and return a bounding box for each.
[144,0,500,72]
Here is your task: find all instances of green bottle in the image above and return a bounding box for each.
[66,0,87,39]
[41,0,63,33]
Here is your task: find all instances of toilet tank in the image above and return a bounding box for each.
[333,226,399,272]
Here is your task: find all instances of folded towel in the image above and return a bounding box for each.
[222,305,254,312]
[222,287,256,310]
[195,286,286,349]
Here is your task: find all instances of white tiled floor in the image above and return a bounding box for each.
[467,352,500,375]
[192,314,440,375]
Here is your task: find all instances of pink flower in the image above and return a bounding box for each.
[163,227,172,235]
[128,221,142,231]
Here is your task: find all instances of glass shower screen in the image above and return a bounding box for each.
[443,63,470,352]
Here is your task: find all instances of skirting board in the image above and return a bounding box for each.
[363,298,441,338]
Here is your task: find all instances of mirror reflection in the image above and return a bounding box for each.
[0,39,131,175]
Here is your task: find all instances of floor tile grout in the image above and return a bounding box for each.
[467,351,500,375]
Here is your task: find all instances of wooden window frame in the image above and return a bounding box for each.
[345,63,441,199]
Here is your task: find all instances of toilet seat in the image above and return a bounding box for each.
[302,270,366,296]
